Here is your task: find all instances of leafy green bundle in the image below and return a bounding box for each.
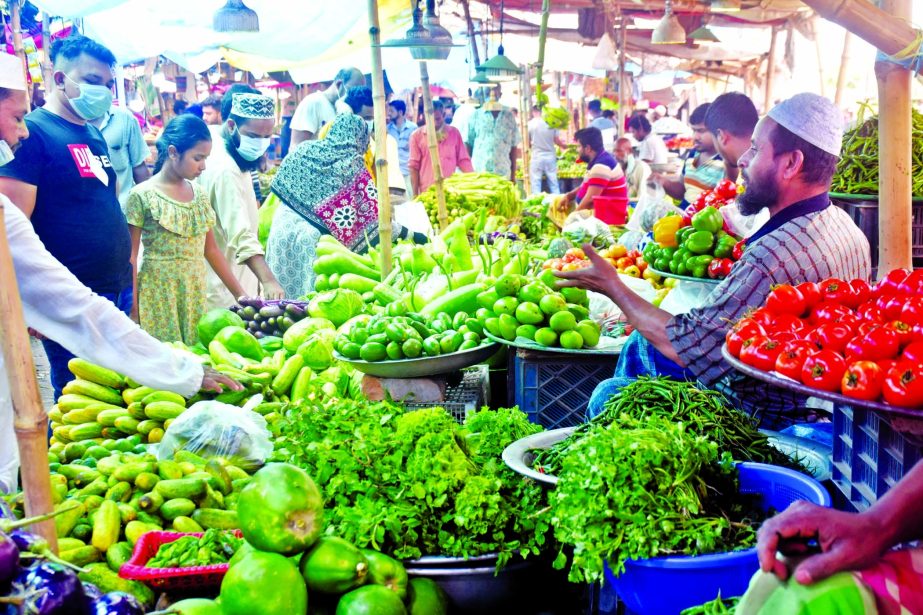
[551,416,762,583]
[271,401,550,567]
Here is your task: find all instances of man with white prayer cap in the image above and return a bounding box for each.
[0,51,241,492]
[560,92,871,428]
[197,88,284,309]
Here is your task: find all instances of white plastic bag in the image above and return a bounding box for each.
[626,182,683,233]
[658,280,715,315]
[157,397,273,471]
[562,210,614,246]
[395,200,434,236]
[722,202,770,239]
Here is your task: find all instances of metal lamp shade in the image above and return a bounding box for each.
[213,0,259,32]
[651,13,686,44]
[689,26,720,42]
[479,46,521,81]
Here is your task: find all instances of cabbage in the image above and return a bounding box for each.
[283,317,335,353]
[308,289,365,328]
[297,329,336,371]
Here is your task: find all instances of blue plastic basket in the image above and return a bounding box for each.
[605,462,831,615]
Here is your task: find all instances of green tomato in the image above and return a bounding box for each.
[576,320,601,347]
[402,338,423,358]
[359,342,387,362]
[494,273,522,298]
[386,341,404,360]
[559,330,585,350]
[517,282,549,305]
[484,317,502,338]
[533,327,558,347]
[422,336,442,356]
[340,342,362,360]
[560,286,588,307]
[476,289,501,311]
[493,296,519,317]
[567,303,590,322]
[515,301,544,326]
[498,313,519,341]
[539,293,567,316]
[549,310,577,333]
[515,324,538,340]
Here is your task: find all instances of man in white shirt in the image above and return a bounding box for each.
[94,105,150,210]
[628,114,669,166]
[0,54,240,492]
[527,105,565,194]
[289,67,364,148]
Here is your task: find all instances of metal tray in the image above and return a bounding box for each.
[501,427,575,486]
[334,342,500,378]
[648,266,723,285]
[484,331,625,356]
[721,345,923,419]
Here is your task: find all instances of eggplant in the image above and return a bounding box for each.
[236,296,264,309]
[87,592,143,615]
[241,306,257,320]
[0,532,20,585]
[82,582,103,601]
[253,331,265,339]
[229,304,241,313]
[9,530,82,572]
[259,305,283,319]
[14,561,86,615]
[285,304,306,318]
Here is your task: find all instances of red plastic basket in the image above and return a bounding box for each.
[119,530,243,590]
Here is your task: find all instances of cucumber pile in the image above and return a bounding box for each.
[335,303,490,363]
[41,447,252,576]
[49,359,191,445]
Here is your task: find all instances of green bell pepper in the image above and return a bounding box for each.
[675,226,696,246]
[691,206,724,234]
[713,235,738,259]
[689,255,714,278]
[684,230,715,255]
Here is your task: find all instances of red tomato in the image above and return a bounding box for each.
[795,282,822,310]
[875,268,911,297]
[749,307,776,328]
[886,320,914,347]
[820,278,855,305]
[897,269,923,296]
[880,296,907,321]
[765,284,807,317]
[726,318,766,357]
[767,314,807,334]
[902,341,923,365]
[857,301,885,324]
[841,360,884,401]
[878,359,911,374]
[848,279,873,307]
[775,340,816,381]
[807,323,855,354]
[739,336,784,372]
[855,321,880,338]
[768,330,799,344]
[801,350,848,392]
[844,326,900,362]
[899,297,923,326]
[882,366,923,407]
[810,301,854,325]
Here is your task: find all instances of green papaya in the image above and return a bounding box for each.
[299,536,368,594]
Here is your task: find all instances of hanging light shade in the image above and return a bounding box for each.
[711,0,742,12]
[471,68,493,84]
[213,0,259,33]
[651,0,686,45]
[480,45,522,81]
[689,25,720,42]
[379,1,459,61]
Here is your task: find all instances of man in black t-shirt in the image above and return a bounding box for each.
[0,35,130,399]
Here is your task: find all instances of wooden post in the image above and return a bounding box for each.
[519,67,531,196]
[10,1,29,106]
[799,0,918,57]
[367,0,392,275]
[419,62,448,231]
[0,203,57,550]
[763,26,778,113]
[617,17,627,138]
[815,37,827,97]
[835,32,853,107]
[460,0,480,68]
[40,12,52,90]
[876,0,913,275]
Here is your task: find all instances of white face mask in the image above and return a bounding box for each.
[0,141,15,166]
[236,131,271,161]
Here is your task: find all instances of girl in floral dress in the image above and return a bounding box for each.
[127,115,245,344]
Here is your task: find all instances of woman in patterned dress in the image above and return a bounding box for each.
[127,115,245,344]
[266,113,423,298]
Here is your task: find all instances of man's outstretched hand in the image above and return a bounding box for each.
[554,243,618,296]
[200,366,245,394]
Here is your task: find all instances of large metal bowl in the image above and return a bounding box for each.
[334,342,500,378]
[501,427,575,486]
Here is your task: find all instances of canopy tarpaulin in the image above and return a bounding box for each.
[30,0,412,74]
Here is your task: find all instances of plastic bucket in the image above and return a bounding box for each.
[593,196,628,225]
[606,462,831,614]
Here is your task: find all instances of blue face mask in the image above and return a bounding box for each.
[235,130,271,161]
[65,75,113,121]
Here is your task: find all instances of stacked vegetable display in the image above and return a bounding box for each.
[557,145,586,179]
[416,172,521,228]
[474,271,602,350]
[644,203,745,280]
[726,269,923,407]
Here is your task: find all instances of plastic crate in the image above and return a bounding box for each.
[833,199,923,270]
[403,365,488,424]
[512,349,614,428]
[120,530,243,590]
[831,405,923,512]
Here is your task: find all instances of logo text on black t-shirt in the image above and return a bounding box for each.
[67,144,112,186]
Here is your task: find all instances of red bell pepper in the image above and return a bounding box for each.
[708,257,734,279]
[732,239,746,261]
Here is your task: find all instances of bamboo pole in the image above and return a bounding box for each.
[10,1,29,107]
[799,0,918,57]
[519,67,531,196]
[815,37,827,98]
[40,13,52,91]
[0,203,57,550]
[835,32,853,107]
[876,0,913,275]
[419,62,448,231]
[460,0,480,68]
[534,0,550,105]
[367,0,392,275]
[617,17,627,139]
[763,26,778,113]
